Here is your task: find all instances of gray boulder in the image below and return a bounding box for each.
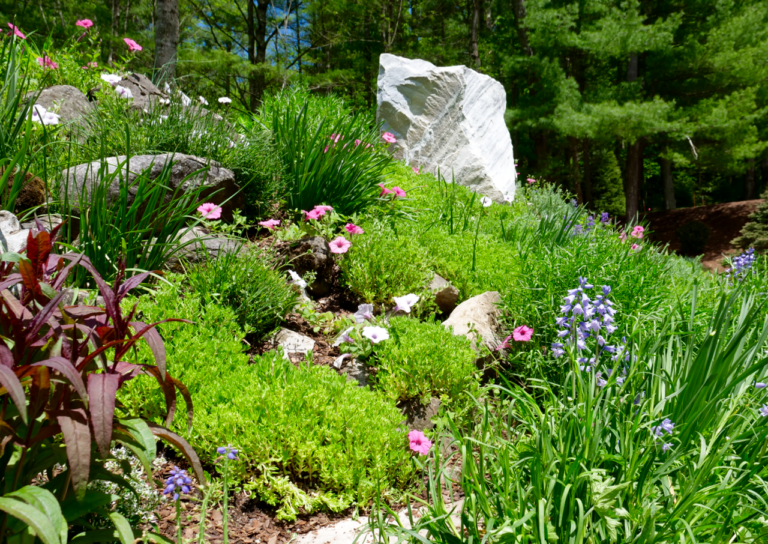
[21,214,64,233]
[0,211,31,254]
[442,291,502,351]
[429,274,460,315]
[164,226,241,272]
[280,236,335,297]
[376,54,516,202]
[399,397,442,431]
[59,153,243,220]
[341,359,371,388]
[116,73,168,111]
[274,328,315,362]
[26,85,94,127]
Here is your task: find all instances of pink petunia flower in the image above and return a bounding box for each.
[495,335,513,351]
[381,132,397,144]
[345,223,364,235]
[123,38,142,52]
[36,56,59,70]
[619,232,627,242]
[631,226,645,239]
[354,139,362,147]
[512,325,534,342]
[412,165,421,174]
[527,177,536,184]
[197,202,222,220]
[7,23,26,39]
[303,209,323,221]
[258,219,280,230]
[631,243,641,251]
[329,133,342,143]
[408,430,432,456]
[329,236,351,254]
[378,183,394,197]
[76,19,93,29]
[392,187,407,198]
[314,205,334,212]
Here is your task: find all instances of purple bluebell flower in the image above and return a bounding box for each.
[760,405,768,417]
[571,199,578,207]
[725,248,755,282]
[600,212,610,224]
[755,382,767,389]
[164,466,192,501]
[662,443,672,452]
[634,392,644,405]
[217,445,238,460]
[653,418,675,437]
[596,373,607,387]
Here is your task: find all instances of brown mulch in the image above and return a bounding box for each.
[642,200,762,271]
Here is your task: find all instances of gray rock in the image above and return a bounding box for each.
[0,211,31,253]
[274,328,315,361]
[21,214,64,233]
[59,154,243,220]
[164,226,240,272]
[341,360,371,388]
[399,397,441,431]
[442,291,502,351]
[280,237,334,297]
[429,274,460,315]
[117,73,168,111]
[26,85,94,127]
[60,288,105,307]
[377,54,516,202]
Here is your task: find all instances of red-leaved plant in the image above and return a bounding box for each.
[0,221,201,543]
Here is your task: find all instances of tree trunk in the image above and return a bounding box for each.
[470,0,482,67]
[582,139,592,205]
[511,0,532,56]
[247,0,270,111]
[109,0,121,63]
[661,155,675,210]
[569,137,583,203]
[624,53,640,221]
[745,159,757,199]
[154,0,179,80]
[761,155,768,196]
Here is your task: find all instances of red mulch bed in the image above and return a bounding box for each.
[642,200,762,270]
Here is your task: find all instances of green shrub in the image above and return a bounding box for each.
[372,317,480,405]
[185,247,298,339]
[120,279,414,520]
[676,220,710,255]
[265,87,395,215]
[340,222,434,305]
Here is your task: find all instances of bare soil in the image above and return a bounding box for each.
[642,200,762,270]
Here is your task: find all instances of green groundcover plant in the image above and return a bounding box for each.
[120,278,415,521]
[371,316,480,406]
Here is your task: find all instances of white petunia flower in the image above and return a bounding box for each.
[115,85,133,99]
[100,73,122,86]
[362,326,389,344]
[218,96,232,104]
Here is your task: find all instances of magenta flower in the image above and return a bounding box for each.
[379,183,394,197]
[197,202,222,220]
[619,232,627,242]
[408,430,432,456]
[392,187,407,198]
[76,19,93,28]
[412,165,421,174]
[315,205,334,212]
[123,38,142,52]
[258,219,280,230]
[303,208,326,221]
[36,56,59,70]
[631,226,645,239]
[345,223,364,235]
[512,325,534,342]
[631,243,641,251]
[329,236,351,254]
[381,132,397,144]
[7,23,26,39]
[495,335,512,351]
[329,133,342,143]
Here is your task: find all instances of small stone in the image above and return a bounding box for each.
[21,214,64,232]
[442,291,502,351]
[0,211,31,254]
[341,360,370,387]
[429,274,460,315]
[399,397,441,431]
[164,226,240,272]
[274,329,315,361]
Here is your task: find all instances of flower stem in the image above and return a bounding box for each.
[175,497,182,544]
[222,457,229,544]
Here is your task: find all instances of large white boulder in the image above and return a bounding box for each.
[376,54,516,201]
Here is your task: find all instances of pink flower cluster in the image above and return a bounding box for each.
[124,38,142,52]
[378,184,406,198]
[329,237,351,254]
[303,205,333,221]
[197,202,222,220]
[7,23,25,39]
[496,325,533,350]
[381,132,397,144]
[36,55,58,70]
[76,19,93,29]
[631,225,644,239]
[258,219,280,230]
[345,223,364,235]
[408,430,432,456]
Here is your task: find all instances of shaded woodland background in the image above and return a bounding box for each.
[4,0,768,218]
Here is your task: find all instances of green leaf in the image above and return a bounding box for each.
[0,496,61,544]
[108,512,135,544]
[119,418,157,462]
[60,489,116,523]
[7,486,67,544]
[70,529,124,544]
